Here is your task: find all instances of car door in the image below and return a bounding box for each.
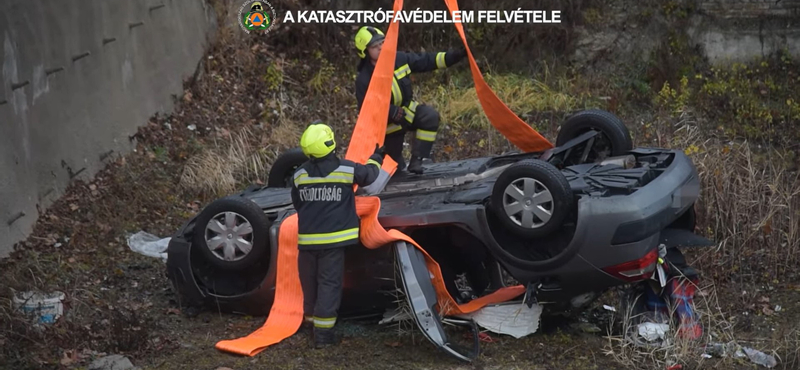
[393,241,480,362]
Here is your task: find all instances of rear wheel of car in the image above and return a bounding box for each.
[556,109,633,162]
[490,159,575,239]
[267,147,308,188]
[192,196,271,271]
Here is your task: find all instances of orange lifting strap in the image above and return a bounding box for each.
[215,0,550,356]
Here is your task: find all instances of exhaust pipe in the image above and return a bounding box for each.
[600,155,636,169]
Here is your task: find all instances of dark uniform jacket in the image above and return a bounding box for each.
[291,152,383,250]
[355,50,464,124]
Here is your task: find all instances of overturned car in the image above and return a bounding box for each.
[166,109,712,360]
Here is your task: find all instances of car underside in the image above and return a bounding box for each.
[165,109,713,360]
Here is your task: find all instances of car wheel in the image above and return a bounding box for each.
[556,109,633,162]
[192,196,271,271]
[267,147,308,188]
[490,159,574,239]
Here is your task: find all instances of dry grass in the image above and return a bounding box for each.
[669,118,800,282]
[602,280,739,370]
[603,278,800,369]
[418,70,599,130]
[600,110,800,369]
[270,119,303,152]
[179,119,304,197]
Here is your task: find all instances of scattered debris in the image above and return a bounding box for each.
[602,305,616,312]
[187,124,197,131]
[13,290,65,325]
[704,340,777,367]
[459,302,543,339]
[743,347,777,368]
[379,307,412,325]
[637,322,669,342]
[703,341,740,358]
[127,231,170,262]
[476,332,495,343]
[88,354,137,370]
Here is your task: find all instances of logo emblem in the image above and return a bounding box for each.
[239,1,276,34]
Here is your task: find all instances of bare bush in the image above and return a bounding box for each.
[672,121,800,281]
[179,118,305,196]
[179,127,275,196]
[604,281,743,369]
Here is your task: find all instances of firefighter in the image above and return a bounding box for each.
[354,26,467,174]
[291,122,384,348]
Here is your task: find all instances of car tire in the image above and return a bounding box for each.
[556,109,633,160]
[192,196,271,271]
[267,147,308,188]
[490,159,575,239]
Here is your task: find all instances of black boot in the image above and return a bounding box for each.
[313,328,340,349]
[301,317,314,346]
[407,156,424,174]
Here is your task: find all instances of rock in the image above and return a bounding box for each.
[88,355,136,370]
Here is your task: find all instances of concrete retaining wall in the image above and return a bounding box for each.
[0,0,216,256]
[696,0,800,63]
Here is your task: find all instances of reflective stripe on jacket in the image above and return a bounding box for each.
[355,50,460,124]
[290,153,383,250]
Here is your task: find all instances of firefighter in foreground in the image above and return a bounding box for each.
[291,122,385,348]
[354,26,467,174]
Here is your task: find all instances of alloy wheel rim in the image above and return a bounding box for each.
[502,177,554,229]
[204,211,254,261]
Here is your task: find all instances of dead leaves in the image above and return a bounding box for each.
[60,349,104,366]
[166,308,181,315]
[762,218,773,235]
[751,296,779,316]
[60,351,77,366]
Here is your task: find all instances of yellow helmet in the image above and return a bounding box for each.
[300,122,336,158]
[354,26,385,58]
[250,1,263,12]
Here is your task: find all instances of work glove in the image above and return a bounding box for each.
[391,107,406,124]
[371,144,385,165]
[451,46,468,64]
[374,144,385,157]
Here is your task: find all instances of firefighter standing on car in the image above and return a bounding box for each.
[291,121,384,348]
[354,26,467,174]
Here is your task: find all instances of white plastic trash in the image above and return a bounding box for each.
[127,231,170,262]
[459,302,543,339]
[638,322,670,342]
[14,291,65,324]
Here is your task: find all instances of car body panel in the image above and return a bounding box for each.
[394,240,480,361]
[165,143,713,360]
